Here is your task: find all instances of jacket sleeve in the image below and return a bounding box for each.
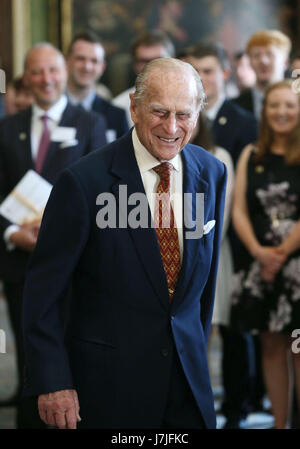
[22,168,90,396]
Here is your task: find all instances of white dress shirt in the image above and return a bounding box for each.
[251,87,264,121]
[205,93,226,121]
[132,128,184,262]
[31,94,68,160]
[66,89,96,111]
[113,86,135,128]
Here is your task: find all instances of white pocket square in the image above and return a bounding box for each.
[59,139,78,149]
[203,220,216,235]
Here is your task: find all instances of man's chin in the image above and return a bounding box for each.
[36,96,60,109]
[152,146,183,161]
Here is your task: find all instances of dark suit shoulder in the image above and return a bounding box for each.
[0,109,32,147]
[217,100,257,128]
[67,130,130,175]
[220,99,256,122]
[0,107,31,129]
[92,94,126,118]
[231,89,254,114]
[65,102,106,126]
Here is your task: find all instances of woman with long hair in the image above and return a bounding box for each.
[231,80,300,428]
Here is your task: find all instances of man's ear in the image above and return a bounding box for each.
[22,72,30,88]
[97,61,106,78]
[65,57,71,76]
[284,57,290,71]
[129,93,138,124]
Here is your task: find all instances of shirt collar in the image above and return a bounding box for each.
[66,88,96,111]
[205,93,226,121]
[32,94,68,123]
[132,127,180,174]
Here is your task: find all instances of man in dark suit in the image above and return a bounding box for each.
[66,31,129,143]
[0,42,106,427]
[233,30,291,120]
[22,58,227,429]
[186,42,258,166]
[186,42,259,428]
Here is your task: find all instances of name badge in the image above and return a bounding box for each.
[51,127,76,142]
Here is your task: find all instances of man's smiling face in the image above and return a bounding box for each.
[130,68,199,161]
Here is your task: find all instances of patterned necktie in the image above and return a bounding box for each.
[35,115,50,174]
[153,162,181,301]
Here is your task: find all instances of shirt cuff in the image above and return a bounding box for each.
[3,225,20,251]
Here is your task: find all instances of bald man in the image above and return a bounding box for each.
[0,43,107,428]
[22,58,227,429]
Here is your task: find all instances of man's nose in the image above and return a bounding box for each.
[163,114,177,134]
[84,61,92,71]
[260,54,270,65]
[41,70,52,84]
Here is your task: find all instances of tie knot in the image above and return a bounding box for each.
[153,162,173,183]
[40,115,49,125]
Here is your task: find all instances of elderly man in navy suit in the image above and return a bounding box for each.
[0,42,106,427]
[66,31,129,143]
[22,58,227,429]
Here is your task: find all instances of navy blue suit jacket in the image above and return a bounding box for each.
[0,102,107,281]
[22,130,227,428]
[92,94,129,140]
[212,99,258,165]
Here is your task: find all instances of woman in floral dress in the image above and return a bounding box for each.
[231,80,300,428]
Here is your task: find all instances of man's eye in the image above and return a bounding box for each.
[153,111,166,117]
[177,113,189,120]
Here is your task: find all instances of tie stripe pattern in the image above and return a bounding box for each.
[35,115,50,174]
[153,162,181,301]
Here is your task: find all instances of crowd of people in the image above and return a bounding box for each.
[0,26,299,430]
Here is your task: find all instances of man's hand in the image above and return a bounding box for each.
[9,220,41,252]
[38,389,81,429]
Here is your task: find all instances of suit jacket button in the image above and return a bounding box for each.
[161,348,169,357]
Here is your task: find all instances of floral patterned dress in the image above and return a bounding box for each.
[231,149,300,334]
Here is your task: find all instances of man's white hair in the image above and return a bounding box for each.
[133,57,206,112]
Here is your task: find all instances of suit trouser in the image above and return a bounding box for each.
[219,325,255,419]
[161,349,206,429]
[3,280,46,429]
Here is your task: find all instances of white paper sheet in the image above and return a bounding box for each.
[0,170,52,225]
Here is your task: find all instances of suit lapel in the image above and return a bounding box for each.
[41,103,75,176]
[16,108,34,173]
[91,95,105,114]
[110,133,169,310]
[172,146,208,309]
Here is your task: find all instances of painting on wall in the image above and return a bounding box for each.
[68,0,297,94]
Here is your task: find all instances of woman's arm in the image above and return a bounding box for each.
[232,145,286,268]
[278,220,300,257]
